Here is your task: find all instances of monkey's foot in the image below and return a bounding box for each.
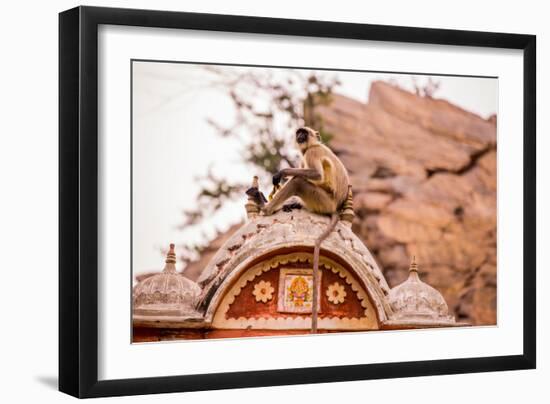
[245,187,267,206]
[282,202,302,212]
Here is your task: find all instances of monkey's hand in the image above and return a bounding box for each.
[245,187,267,206]
[272,171,284,186]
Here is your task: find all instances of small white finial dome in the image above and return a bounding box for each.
[388,256,455,324]
[133,243,201,316]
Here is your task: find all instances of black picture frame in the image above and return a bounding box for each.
[59,5,536,398]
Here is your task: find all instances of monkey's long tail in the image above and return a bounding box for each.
[311,212,339,334]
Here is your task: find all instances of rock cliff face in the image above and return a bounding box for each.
[316,81,497,325]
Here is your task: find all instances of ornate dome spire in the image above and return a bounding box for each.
[410,255,418,272]
[133,243,201,317]
[387,256,455,325]
[163,243,177,272]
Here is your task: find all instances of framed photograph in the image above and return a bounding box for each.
[59,6,536,398]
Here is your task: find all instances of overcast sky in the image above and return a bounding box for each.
[132,61,498,274]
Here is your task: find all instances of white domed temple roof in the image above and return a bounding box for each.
[386,257,457,327]
[133,244,201,324]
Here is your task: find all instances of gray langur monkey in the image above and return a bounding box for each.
[246,126,350,333]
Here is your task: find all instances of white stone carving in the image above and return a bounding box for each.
[252,280,274,303]
[387,258,456,326]
[326,282,347,304]
[133,244,201,318]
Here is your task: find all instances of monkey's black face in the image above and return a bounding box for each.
[296,128,309,144]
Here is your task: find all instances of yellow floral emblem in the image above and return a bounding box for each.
[326,282,346,304]
[253,280,274,303]
[287,276,311,307]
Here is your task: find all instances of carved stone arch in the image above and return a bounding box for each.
[200,246,392,329]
